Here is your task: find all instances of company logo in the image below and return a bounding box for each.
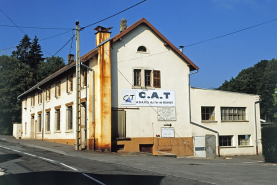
[123,94,135,103]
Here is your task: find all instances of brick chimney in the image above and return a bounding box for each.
[67,54,74,64]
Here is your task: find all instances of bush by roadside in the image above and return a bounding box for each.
[262,124,277,163]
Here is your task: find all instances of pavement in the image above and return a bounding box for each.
[1,135,276,185]
[0,135,264,162]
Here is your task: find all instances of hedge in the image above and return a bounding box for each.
[262,124,277,163]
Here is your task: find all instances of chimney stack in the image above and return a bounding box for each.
[68,54,74,64]
[179,46,184,53]
[120,18,127,32]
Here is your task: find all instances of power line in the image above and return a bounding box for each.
[0,46,16,51]
[81,0,146,30]
[0,24,73,30]
[184,18,277,48]
[0,9,25,34]
[53,34,75,56]
[40,30,73,41]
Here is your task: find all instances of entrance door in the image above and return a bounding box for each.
[30,116,34,139]
[194,136,206,157]
[112,110,126,152]
[206,135,216,158]
[80,102,87,149]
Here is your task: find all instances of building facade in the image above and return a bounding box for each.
[17,18,261,157]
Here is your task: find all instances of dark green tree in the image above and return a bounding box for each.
[38,56,65,81]
[218,59,277,122]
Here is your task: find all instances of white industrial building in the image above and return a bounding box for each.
[16,18,262,157]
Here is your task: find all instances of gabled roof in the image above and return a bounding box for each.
[17,48,98,99]
[112,18,199,71]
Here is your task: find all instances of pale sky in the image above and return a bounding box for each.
[1,0,277,88]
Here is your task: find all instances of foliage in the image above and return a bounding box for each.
[262,124,277,163]
[218,59,277,122]
[0,35,65,135]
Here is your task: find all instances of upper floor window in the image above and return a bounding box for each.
[55,81,61,98]
[133,68,161,88]
[67,75,73,93]
[221,107,246,121]
[31,95,35,107]
[201,107,215,121]
[137,46,147,52]
[38,92,42,104]
[46,86,51,101]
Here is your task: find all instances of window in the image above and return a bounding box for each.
[66,106,73,130]
[201,107,215,121]
[31,95,35,106]
[55,81,61,98]
[67,75,73,93]
[46,86,51,101]
[219,136,233,146]
[25,122,27,134]
[82,68,87,87]
[134,69,141,86]
[37,113,42,132]
[221,107,246,121]
[24,99,27,109]
[238,135,250,146]
[55,109,61,131]
[46,111,50,132]
[133,69,161,88]
[137,46,147,52]
[38,92,42,104]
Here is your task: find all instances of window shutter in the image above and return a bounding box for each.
[66,77,69,93]
[153,70,161,88]
[70,75,73,91]
[49,87,51,100]
[83,70,87,87]
[55,84,57,98]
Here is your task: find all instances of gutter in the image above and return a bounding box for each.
[254,100,262,155]
[188,70,220,157]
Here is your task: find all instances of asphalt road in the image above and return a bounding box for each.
[0,140,209,185]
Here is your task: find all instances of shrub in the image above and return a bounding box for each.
[262,124,277,163]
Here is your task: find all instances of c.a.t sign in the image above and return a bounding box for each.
[120,89,175,107]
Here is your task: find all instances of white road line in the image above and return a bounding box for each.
[82,173,106,185]
[38,157,55,163]
[60,163,78,171]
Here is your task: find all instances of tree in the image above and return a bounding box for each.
[0,55,32,134]
[38,56,65,81]
[0,35,66,135]
[218,59,277,122]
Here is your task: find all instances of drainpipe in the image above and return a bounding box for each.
[188,70,220,157]
[254,99,261,155]
[37,87,44,141]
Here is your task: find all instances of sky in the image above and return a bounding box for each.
[1,0,277,89]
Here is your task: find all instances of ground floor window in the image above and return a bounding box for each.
[46,111,50,132]
[238,135,250,146]
[219,136,233,146]
[38,114,42,132]
[67,106,73,130]
[55,109,61,131]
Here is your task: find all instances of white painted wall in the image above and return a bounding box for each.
[111,24,192,138]
[190,87,262,155]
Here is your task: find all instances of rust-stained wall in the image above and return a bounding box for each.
[117,137,194,157]
[94,31,112,151]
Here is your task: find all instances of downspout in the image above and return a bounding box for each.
[37,87,44,141]
[254,100,261,155]
[188,70,220,157]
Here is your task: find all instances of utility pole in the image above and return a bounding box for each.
[75,21,81,150]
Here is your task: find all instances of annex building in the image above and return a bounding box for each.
[16,18,262,157]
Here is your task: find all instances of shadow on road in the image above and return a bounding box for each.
[0,171,164,185]
[0,154,22,163]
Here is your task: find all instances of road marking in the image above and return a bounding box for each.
[60,163,78,171]
[82,173,106,185]
[38,157,55,163]
[0,168,4,176]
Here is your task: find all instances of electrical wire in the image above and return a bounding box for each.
[0,24,73,30]
[81,0,146,30]
[40,31,73,41]
[53,34,75,56]
[0,9,25,34]
[184,18,277,48]
[0,46,16,51]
